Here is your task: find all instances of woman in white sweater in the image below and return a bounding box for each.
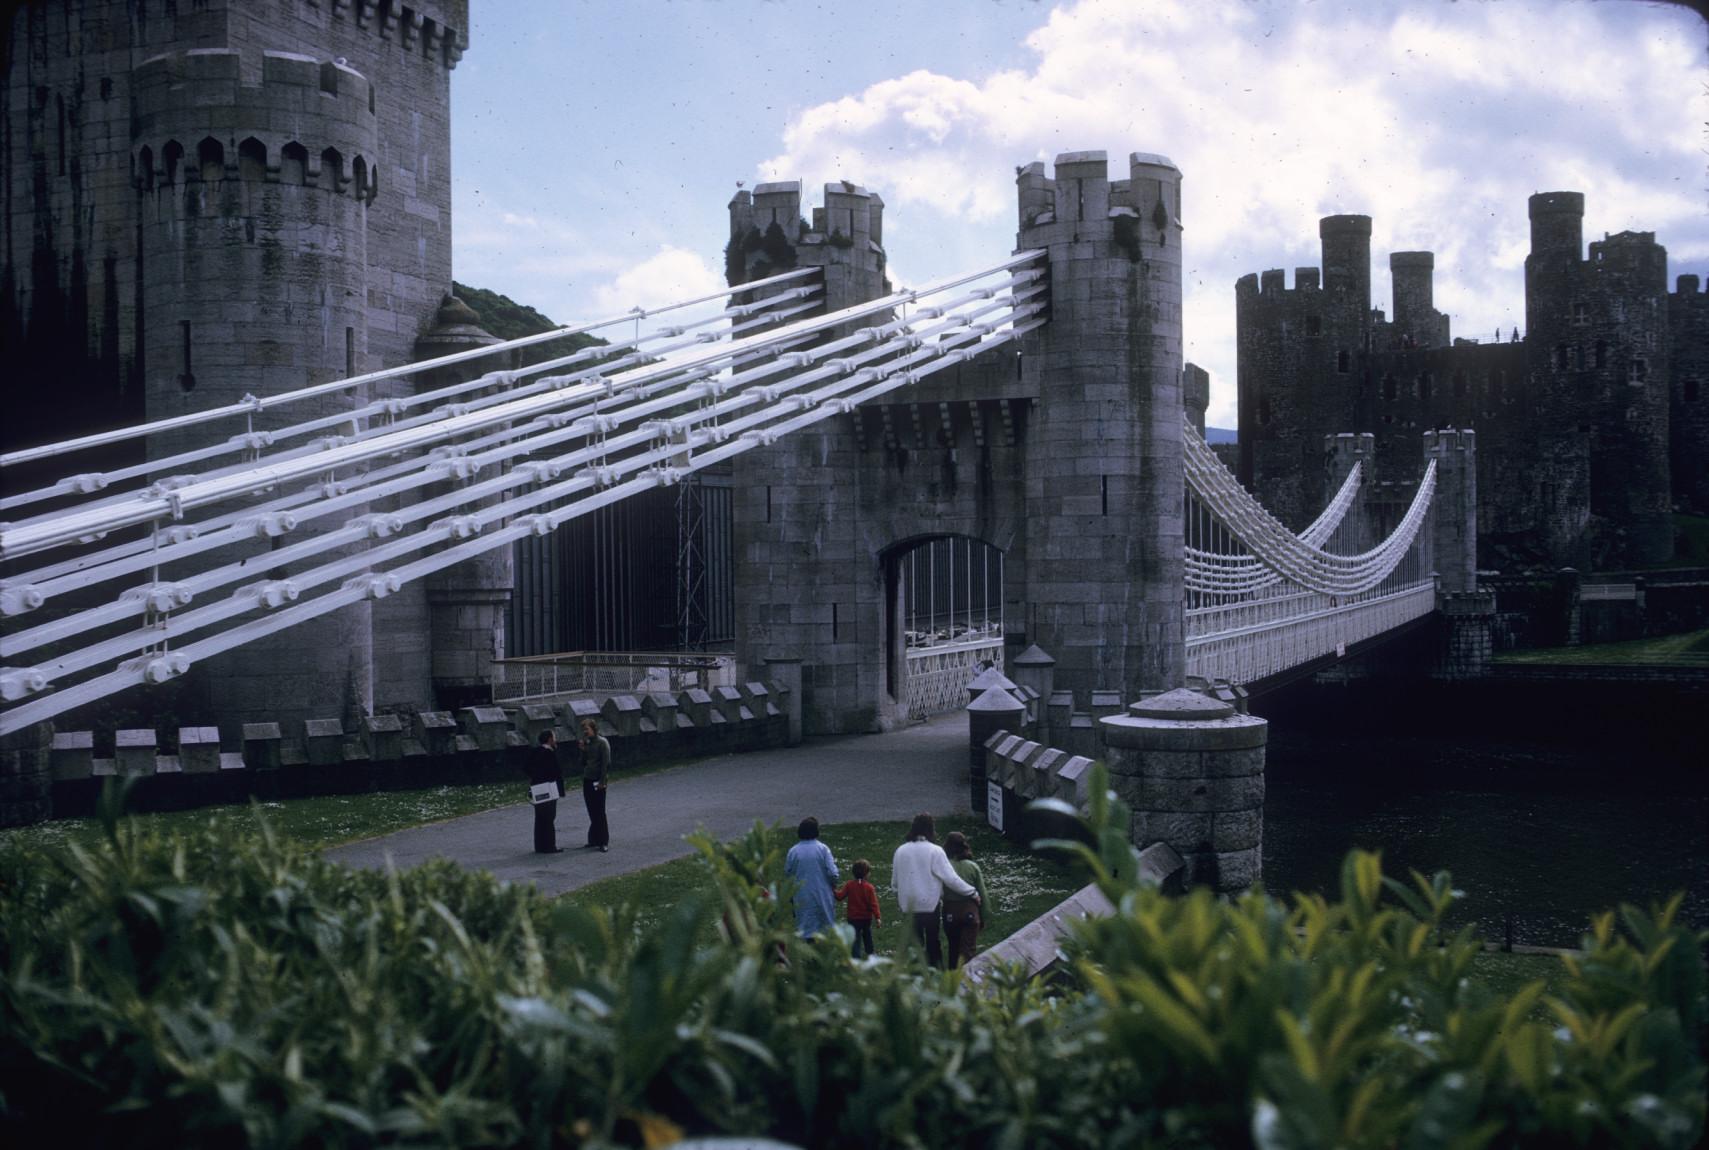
[891,812,978,968]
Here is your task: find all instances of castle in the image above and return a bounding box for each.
[2,1,489,730]
[1236,194,1707,573]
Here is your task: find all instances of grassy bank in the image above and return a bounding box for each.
[1494,626,1709,667]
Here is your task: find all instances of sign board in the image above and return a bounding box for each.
[987,780,1004,832]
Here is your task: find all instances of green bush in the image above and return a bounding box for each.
[1,776,1702,1148]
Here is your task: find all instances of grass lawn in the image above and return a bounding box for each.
[562,815,1093,959]
[0,752,708,859]
[1494,626,1709,667]
[0,781,528,857]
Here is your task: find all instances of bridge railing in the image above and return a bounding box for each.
[1185,579,1436,684]
[491,651,736,703]
[905,635,1004,718]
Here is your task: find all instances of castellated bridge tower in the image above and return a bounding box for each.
[3,1,470,730]
[727,152,1185,735]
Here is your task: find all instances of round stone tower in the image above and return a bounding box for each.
[1319,215,1373,331]
[131,48,380,728]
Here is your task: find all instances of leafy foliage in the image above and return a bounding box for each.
[449,282,605,369]
[1,776,1702,1148]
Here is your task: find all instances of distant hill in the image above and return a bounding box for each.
[1205,426,1237,445]
[452,282,604,366]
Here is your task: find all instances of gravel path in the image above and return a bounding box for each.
[325,712,971,896]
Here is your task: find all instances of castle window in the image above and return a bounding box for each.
[320,61,340,96]
[281,142,307,185]
[1336,350,1350,373]
[352,155,369,202]
[1554,343,1569,371]
[321,147,345,191]
[197,137,224,183]
[1571,302,1588,327]
[162,140,183,185]
[1595,339,1607,368]
[1383,374,1397,401]
[178,321,195,392]
[1306,315,1321,337]
[1573,344,1585,371]
[1627,358,1647,384]
[137,146,154,192]
[238,137,266,182]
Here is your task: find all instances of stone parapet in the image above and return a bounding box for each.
[1099,687,1268,894]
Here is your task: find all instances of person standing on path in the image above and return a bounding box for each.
[941,831,990,969]
[891,813,977,968]
[527,730,565,854]
[578,718,611,851]
[784,816,840,940]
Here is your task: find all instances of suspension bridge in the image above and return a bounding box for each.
[0,154,1461,739]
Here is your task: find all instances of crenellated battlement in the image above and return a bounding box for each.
[1237,267,1323,298]
[131,49,378,201]
[307,0,467,70]
[1016,151,1181,259]
[1675,274,1706,297]
[730,180,885,250]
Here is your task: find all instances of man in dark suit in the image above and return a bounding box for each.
[578,718,611,851]
[529,729,565,853]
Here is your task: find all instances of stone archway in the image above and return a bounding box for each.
[881,534,1006,719]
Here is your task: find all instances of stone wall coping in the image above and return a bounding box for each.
[1100,711,1269,752]
[967,686,1024,713]
[116,728,157,747]
[967,667,1019,693]
[1127,687,1235,720]
[1011,644,1058,667]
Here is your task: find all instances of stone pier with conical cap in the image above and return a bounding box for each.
[1099,687,1268,893]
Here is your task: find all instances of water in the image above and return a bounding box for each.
[1256,682,1708,949]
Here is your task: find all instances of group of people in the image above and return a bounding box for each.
[527,719,611,854]
[784,812,992,969]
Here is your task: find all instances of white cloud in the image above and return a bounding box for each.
[758,0,1708,430]
[590,247,725,318]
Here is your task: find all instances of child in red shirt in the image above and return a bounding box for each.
[834,858,882,958]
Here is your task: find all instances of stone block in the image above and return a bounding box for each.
[178,726,222,774]
[304,718,344,766]
[564,697,603,730]
[1054,755,1095,807]
[1211,808,1263,852]
[459,706,510,752]
[115,729,157,777]
[515,703,558,743]
[362,713,405,761]
[713,685,745,724]
[1125,772,1265,814]
[51,731,94,781]
[415,710,457,755]
[1134,842,1186,892]
[602,695,643,737]
[678,688,714,727]
[242,723,283,770]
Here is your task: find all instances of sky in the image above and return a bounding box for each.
[450,0,1709,429]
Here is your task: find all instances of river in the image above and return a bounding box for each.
[1255,679,1708,948]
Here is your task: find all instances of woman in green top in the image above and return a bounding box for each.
[941,831,989,969]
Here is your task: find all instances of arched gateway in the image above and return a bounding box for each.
[727,153,1187,734]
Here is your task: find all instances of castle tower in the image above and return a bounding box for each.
[3,1,470,732]
[1390,251,1449,347]
[727,181,893,732]
[1671,275,1709,512]
[130,48,380,727]
[1525,191,1671,567]
[1320,215,1373,333]
[1018,151,1187,700]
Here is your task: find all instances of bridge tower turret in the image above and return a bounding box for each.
[1014,150,1186,701]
